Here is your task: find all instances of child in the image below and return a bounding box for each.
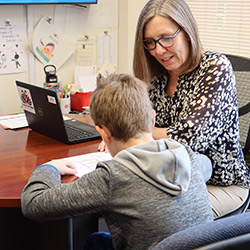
[21,73,213,249]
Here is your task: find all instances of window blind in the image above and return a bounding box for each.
[187,0,250,58]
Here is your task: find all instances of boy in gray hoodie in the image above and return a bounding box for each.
[21,73,213,250]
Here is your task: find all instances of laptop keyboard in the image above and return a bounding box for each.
[65,123,95,141]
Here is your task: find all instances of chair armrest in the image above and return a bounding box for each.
[239,102,250,117]
[243,125,250,156]
[238,101,250,156]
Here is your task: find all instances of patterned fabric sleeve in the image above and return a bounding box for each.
[149,52,250,186]
[150,53,238,153]
[169,54,238,152]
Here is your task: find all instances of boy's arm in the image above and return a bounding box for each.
[21,164,111,222]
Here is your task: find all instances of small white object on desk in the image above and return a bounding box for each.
[60,97,71,114]
[82,106,90,114]
[0,113,28,129]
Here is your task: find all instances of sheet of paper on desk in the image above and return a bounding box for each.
[63,152,112,177]
[0,113,28,129]
[0,114,70,130]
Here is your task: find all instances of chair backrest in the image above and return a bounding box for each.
[195,232,250,250]
[225,54,250,157]
[152,212,250,250]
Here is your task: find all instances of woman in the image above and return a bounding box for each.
[133,0,250,218]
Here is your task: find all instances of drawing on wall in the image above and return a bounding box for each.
[36,40,55,63]
[0,23,28,74]
[29,17,75,69]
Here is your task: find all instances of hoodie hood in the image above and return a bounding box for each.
[113,139,191,196]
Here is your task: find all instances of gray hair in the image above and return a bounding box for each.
[133,0,203,84]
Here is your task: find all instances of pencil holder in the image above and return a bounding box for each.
[60,97,71,114]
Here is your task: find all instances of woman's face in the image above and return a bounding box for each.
[144,16,190,76]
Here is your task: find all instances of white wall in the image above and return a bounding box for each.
[118,0,148,75]
[0,2,118,115]
[0,0,147,115]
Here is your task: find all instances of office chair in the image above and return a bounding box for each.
[225,54,250,158]
[152,211,250,250]
[215,54,250,217]
[195,233,250,250]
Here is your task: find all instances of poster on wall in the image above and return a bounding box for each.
[0,23,28,74]
[28,17,75,70]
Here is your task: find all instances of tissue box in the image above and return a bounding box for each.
[70,92,93,111]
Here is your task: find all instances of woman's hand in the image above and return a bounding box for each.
[45,159,77,176]
[98,140,109,153]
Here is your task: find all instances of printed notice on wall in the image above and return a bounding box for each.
[75,36,97,67]
[0,23,28,74]
[98,33,117,69]
[87,0,118,29]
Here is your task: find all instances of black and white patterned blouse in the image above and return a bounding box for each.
[149,51,250,187]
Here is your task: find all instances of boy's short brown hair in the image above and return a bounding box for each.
[90,73,154,142]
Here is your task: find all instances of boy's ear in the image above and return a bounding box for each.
[152,109,156,126]
[95,124,112,143]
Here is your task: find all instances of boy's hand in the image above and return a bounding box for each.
[45,160,77,176]
[98,140,109,153]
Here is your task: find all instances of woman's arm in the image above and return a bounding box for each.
[151,53,237,151]
[173,55,237,148]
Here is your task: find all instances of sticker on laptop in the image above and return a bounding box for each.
[47,95,56,105]
[17,86,36,114]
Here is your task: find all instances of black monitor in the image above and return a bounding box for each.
[0,0,97,4]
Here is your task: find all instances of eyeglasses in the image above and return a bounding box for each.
[143,28,182,50]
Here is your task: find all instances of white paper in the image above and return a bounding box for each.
[54,5,89,39]
[29,17,75,69]
[0,113,28,129]
[98,33,117,69]
[98,61,116,77]
[87,0,118,29]
[76,36,97,66]
[74,66,96,91]
[0,23,28,74]
[62,152,112,177]
[79,75,96,92]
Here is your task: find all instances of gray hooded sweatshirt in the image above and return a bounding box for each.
[21,139,213,250]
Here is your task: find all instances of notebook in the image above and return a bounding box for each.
[16,80,101,144]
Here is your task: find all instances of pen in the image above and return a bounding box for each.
[68,85,72,94]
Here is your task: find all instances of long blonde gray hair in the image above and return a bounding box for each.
[133,0,203,84]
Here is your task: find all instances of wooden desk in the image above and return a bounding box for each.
[0,114,101,207]
[0,114,101,250]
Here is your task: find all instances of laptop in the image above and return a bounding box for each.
[16,80,101,144]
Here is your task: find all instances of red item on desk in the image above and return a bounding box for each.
[70,92,93,111]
